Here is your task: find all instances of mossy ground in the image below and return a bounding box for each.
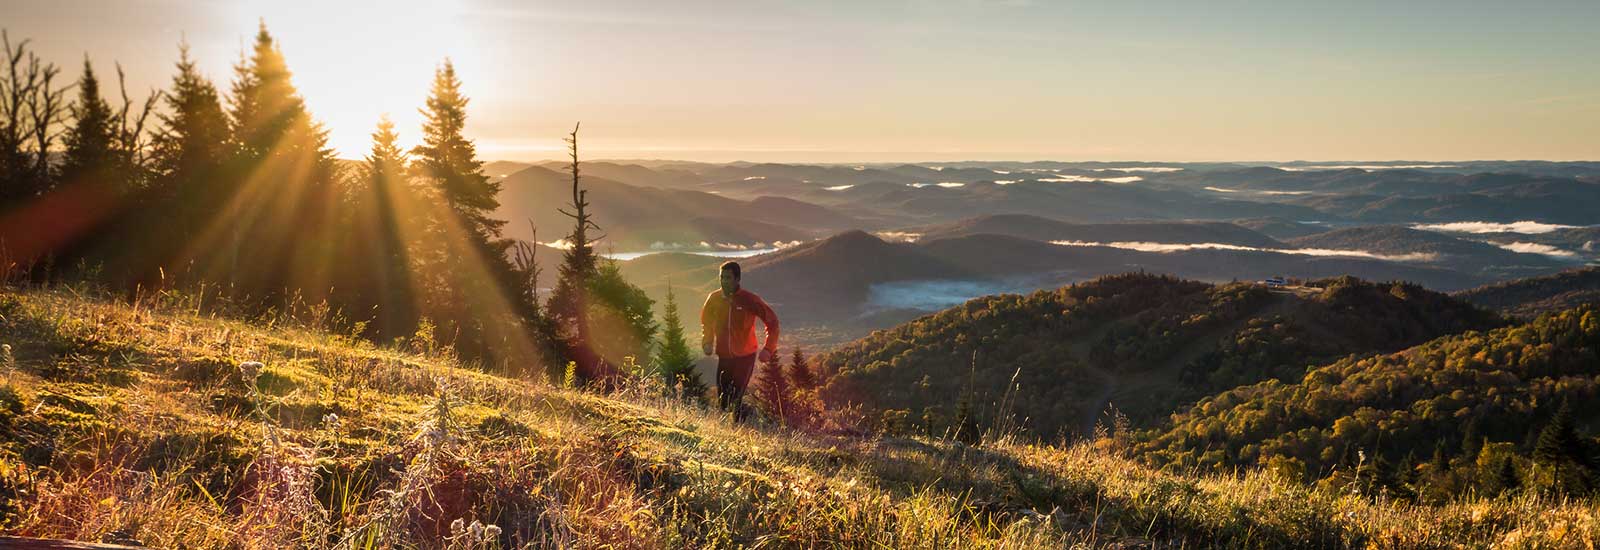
[0,286,1594,548]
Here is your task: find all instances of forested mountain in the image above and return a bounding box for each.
[816,273,1504,437]
[605,228,1495,351]
[1455,267,1600,319]
[1141,303,1600,499]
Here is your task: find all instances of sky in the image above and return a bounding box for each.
[5,0,1598,162]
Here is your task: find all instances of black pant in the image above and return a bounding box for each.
[716,353,757,421]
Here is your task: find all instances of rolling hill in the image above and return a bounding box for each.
[815,273,1505,437]
[1454,266,1600,319]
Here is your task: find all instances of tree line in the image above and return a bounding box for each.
[2,25,566,374]
[0,25,834,419]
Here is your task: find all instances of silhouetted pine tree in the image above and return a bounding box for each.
[229,24,328,164]
[1460,417,1482,460]
[224,22,338,298]
[1534,399,1590,493]
[1400,450,1420,487]
[788,347,815,390]
[654,283,706,403]
[152,42,230,240]
[348,116,416,337]
[396,59,548,368]
[952,390,978,444]
[410,59,505,252]
[52,58,162,283]
[1497,458,1520,494]
[754,347,791,425]
[58,59,118,193]
[951,352,981,444]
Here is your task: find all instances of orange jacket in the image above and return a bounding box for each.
[700,288,779,358]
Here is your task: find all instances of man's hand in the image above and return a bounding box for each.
[702,342,714,356]
[758,348,773,363]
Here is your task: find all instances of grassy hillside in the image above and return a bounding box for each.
[0,287,1598,547]
[817,274,1504,437]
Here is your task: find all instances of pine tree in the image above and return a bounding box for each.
[788,346,815,390]
[1400,449,1420,486]
[152,42,230,229]
[753,347,791,425]
[1497,458,1520,494]
[654,282,706,403]
[1535,401,1584,464]
[951,352,981,444]
[58,59,118,191]
[228,23,331,163]
[952,387,978,444]
[548,124,603,380]
[350,115,416,336]
[1534,399,1588,493]
[1460,416,1482,460]
[411,59,504,249]
[224,23,338,296]
[586,259,656,369]
[228,23,328,164]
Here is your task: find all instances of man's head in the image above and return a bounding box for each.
[719,261,741,296]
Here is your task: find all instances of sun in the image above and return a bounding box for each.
[222,0,487,158]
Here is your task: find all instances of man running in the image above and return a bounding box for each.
[701,261,779,421]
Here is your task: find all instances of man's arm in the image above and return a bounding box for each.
[699,292,716,355]
[753,294,780,354]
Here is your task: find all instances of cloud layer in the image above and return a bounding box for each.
[1413,221,1583,234]
[1050,240,1438,262]
[1494,242,1578,259]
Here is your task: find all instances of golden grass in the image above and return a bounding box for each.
[0,286,1595,548]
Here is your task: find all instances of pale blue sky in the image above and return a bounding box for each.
[5,0,1597,161]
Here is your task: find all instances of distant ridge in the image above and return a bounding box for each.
[740,230,977,321]
[913,214,1287,248]
[1454,266,1600,318]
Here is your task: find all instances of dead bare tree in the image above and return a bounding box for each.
[112,63,160,186]
[511,220,542,308]
[0,30,67,200]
